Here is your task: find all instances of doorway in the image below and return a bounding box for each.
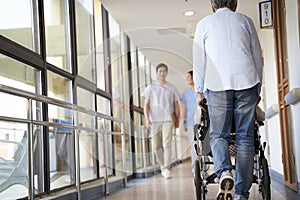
[273,0,298,192]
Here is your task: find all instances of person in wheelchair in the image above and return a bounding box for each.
[192,0,263,199]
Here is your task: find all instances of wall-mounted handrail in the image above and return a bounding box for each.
[285,88,300,105]
[265,104,279,119]
[0,84,126,199]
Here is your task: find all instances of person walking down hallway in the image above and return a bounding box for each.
[181,70,199,175]
[193,0,263,199]
[142,63,180,179]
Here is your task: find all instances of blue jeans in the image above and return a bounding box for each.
[206,85,259,198]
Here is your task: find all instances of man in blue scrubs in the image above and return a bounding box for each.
[181,70,198,175]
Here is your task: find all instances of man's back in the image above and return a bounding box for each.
[193,7,262,93]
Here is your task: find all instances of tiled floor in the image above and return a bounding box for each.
[103,160,300,200]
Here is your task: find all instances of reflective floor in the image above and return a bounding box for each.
[103,160,300,200]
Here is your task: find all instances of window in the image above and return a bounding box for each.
[120,33,133,174]
[96,95,110,177]
[109,14,123,119]
[46,71,75,190]
[131,47,139,106]
[0,122,30,199]
[0,54,43,197]
[47,71,72,103]
[134,111,143,169]
[138,50,146,107]
[94,0,105,90]
[44,0,71,72]
[0,54,40,119]
[0,0,40,53]
[75,0,96,82]
[77,87,98,181]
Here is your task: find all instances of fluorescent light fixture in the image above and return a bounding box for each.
[183,10,195,16]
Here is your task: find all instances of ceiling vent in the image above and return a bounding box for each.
[157,28,186,35]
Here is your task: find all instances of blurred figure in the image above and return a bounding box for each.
[142,63,180,179]
[181,70,198,175]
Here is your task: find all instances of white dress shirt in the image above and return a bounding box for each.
[193,7,262,95]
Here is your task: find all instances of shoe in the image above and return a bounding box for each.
[234,195,247,200]
[161,169,172,179]
[216,170,234,200]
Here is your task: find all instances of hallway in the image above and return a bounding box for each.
[103,161,300,200]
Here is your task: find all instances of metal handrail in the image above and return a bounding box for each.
[0,84,127,199]
[0,84,123,123]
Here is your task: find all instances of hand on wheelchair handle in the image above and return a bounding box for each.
[198,98,208,112]
[199,98,206,106]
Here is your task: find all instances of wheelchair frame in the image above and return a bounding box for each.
[193,101,271,200]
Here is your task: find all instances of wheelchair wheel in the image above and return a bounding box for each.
[194,159,206,200]
[260,158,271,200]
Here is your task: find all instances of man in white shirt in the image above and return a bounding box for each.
[193,0,262,199]
[142,63,180,179]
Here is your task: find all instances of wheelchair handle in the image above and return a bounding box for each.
[199,98,207,106]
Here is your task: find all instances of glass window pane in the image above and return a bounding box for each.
[79,130,97,182]
[97,122,104,178]
[75,0,96,82]
[49,121,75,190]
[106,119,114,176]
[97,95,110,115]
[77,87,97,181]
[120,33,130,115]
[0,0,40,53]
[120,33,133,175]
[109,15,124,173]
[109,15,124,120]
[131,47,139,106]
[145,59,151,85]
[0,122,29,198]
[0,54,41,119]
[44,0,71,72]
[47,71,72,103]
[96,96,110,177]
[138,51,146,108]
[97,118,113,177]
[47,74,74,191]
[77,87,95,110]
[134,112,143,169]
[47,72,72,122]
[94,0,105,91]
[33,125,46,194]
[0,54,38,92]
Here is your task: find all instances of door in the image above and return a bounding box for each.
[273,0,298,191]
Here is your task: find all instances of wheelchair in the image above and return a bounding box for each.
[193,100,271,200]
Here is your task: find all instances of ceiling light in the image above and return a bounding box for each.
[183,10,195,16]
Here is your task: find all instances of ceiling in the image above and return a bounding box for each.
[101,0,260,92]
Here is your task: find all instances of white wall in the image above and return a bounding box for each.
[285,0,300,184]
[260,28,285,175]
[258,25,284,175]
[258,0,300,185]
